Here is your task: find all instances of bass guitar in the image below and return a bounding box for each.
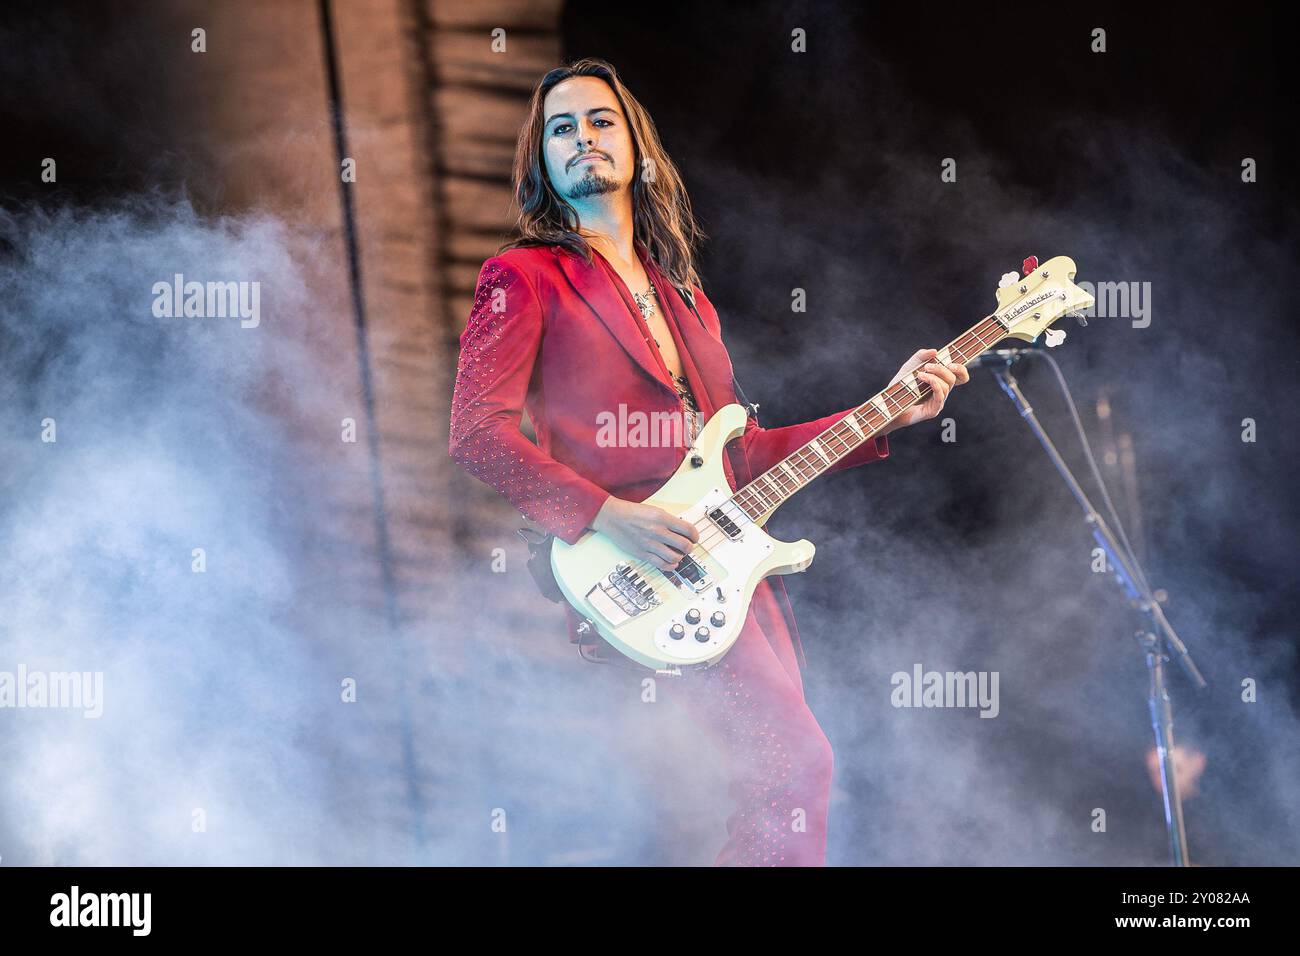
[551,255,1095,672]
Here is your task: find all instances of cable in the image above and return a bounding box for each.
[1035,350,1154,594]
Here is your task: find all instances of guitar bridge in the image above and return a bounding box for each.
[586,562,661,627]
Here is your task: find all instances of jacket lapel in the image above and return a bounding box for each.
[643,255,757,488]
[555,248,674,396]
[644,257,735,419]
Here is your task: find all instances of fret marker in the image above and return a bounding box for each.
[807,439,828,463]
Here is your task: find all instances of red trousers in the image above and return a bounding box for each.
[672,580,834,866]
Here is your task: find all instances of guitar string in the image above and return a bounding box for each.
[613,316,1005,609]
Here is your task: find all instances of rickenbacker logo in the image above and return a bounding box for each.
[1001,287,1060,324]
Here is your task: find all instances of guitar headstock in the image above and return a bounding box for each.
[992,255,1095,346]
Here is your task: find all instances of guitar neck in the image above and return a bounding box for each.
[731,313,1008,522]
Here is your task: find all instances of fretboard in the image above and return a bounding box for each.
[731,313,1007,522]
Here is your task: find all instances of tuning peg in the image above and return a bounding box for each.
[1044,328,1066,347]
[998,271,1020,289]
[1022,255,1039,276]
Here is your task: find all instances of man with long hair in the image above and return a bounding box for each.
[449,58,968,865]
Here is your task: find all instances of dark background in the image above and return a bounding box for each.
[562,0,1299,863]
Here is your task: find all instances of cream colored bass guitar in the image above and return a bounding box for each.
[552,256,1095,673]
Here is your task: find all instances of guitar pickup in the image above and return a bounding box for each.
[707,506,744,541]
[666,554,710,593]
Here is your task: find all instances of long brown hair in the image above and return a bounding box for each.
[501,58,706,291]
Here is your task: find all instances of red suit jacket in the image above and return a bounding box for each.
[449,240,889,672]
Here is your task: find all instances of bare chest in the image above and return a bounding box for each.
[607,260,685,381]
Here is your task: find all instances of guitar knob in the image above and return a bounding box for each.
[694,626,711,643]
[669,623,685,640]
[684,608,701,624]
[710,611,726,628]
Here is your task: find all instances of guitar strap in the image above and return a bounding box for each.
[674,285,761,423]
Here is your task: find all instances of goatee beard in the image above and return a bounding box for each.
[568,170,620,199]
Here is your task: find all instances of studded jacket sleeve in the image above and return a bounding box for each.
[449,257,612,545]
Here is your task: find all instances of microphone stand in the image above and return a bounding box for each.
[986,356,1206,867]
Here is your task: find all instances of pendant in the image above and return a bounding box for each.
[634,286,656,321]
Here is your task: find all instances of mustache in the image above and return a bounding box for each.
[568,150,612,169]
